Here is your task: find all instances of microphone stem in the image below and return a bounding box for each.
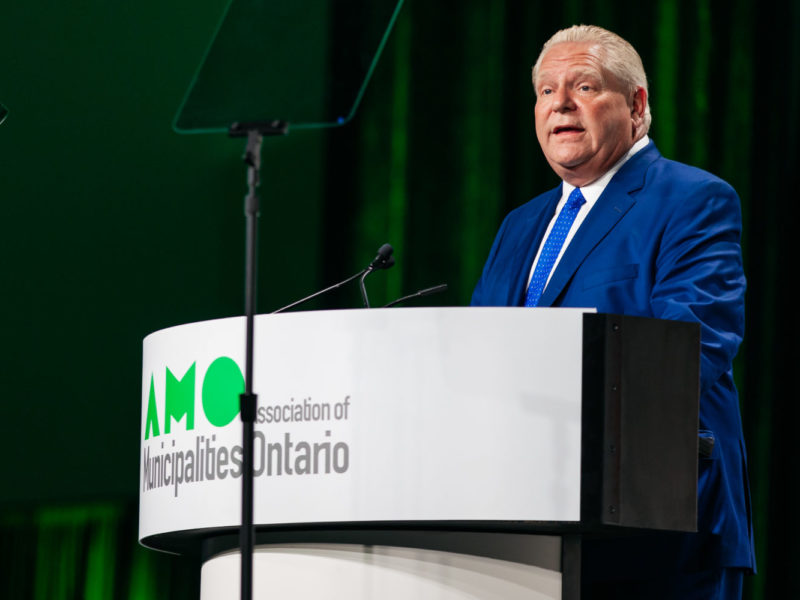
[271,270,366,314]
[383,284,448,308]
[359,268,374,308]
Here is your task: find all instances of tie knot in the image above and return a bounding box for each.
[567,187,585,209]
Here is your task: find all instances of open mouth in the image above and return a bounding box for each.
[553,126,584,135]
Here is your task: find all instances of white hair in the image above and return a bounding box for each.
[532,25,652,132]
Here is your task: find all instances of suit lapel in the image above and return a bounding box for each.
[537,142,660,307]
[507,187,562,305]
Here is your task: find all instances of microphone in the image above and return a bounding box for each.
[383,284,448,308]
[271,243,394,314]
[369,243,395,270]
[359,244,395,307]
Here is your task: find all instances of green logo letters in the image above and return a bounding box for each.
[202,357,245,427]
[144,357,244,438]
[165,363,195,434]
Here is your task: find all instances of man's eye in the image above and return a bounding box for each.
[579,85,593,92]
[541,88,553,95]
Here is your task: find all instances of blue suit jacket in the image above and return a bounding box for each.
[472,141,754,572]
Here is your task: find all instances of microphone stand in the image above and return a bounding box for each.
[358,267,377,308]
[360,246,394,308]
[229,119,287,600]
[273,244,395,313]
[271,270,366,314]
[383,283,448,307]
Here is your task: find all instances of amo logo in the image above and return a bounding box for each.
[144,357,244,440]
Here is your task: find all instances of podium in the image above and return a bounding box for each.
[139,307,699,599]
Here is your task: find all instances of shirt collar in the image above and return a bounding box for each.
[562,135,650,203]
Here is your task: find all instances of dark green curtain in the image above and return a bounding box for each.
[0,503,198,599]
[2,0,798,598]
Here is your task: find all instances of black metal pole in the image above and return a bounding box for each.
[228,120,287,600]
[239,129,261,600]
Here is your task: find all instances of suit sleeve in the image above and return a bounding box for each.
[649,179,746,394]
[471,212,513,307]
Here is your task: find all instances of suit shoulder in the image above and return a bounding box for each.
[643,156,743,235]
[648,156,738,197]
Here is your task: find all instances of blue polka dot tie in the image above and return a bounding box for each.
[524,187,586,307]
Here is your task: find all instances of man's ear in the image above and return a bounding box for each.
[632,87,646,115]
[631,87,647,130]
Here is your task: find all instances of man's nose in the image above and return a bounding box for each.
[553,88,576,112]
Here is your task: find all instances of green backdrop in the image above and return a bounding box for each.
[1,0,797,598]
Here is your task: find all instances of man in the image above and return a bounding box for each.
[471,25,754,598]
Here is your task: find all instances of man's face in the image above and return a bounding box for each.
[534,42,643,186]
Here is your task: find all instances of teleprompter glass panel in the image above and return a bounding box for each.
[174,0,404,133]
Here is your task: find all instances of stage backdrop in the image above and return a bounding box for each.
[1,0,797,599]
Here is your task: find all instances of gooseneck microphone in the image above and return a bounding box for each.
[272,243,395,313]
[383,283,448,308]
[359,243,394,308]
[368,243,395,269]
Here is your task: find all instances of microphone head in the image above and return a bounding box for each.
[380,256,396,270]
[372,255,395,271]
[370,243,395,270]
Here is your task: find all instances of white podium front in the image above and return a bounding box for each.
[139,307,699,599]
